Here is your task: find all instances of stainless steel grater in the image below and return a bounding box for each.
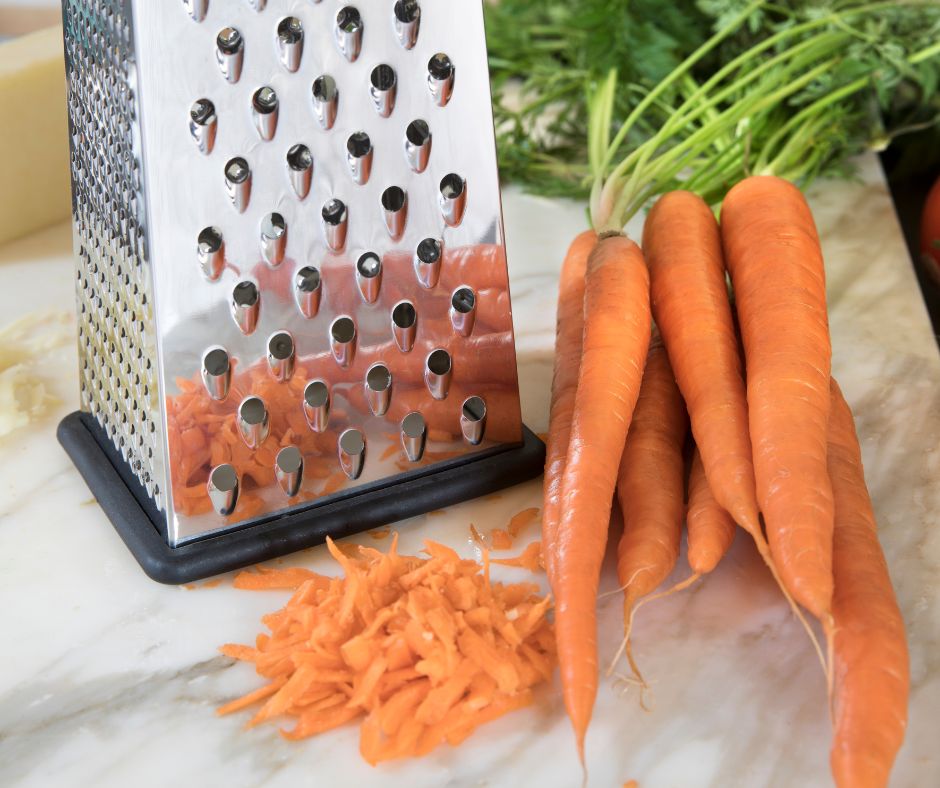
[57,0,543,582]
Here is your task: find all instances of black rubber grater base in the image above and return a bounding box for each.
[57,411,545,584]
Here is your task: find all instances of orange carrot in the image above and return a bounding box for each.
[721,176,834,621]
[554,233,651,760]
[542,230,596,582]
[686,447,736,575]
[615,337,688,615]
[642,191,759,533]
[508,507,540,538]
[827,379,909,788]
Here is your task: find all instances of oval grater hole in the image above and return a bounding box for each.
[208,464,239,515]
[357,252,381,278]
[452,287,475,313]
[198,226,223,253]
[216,27,244,84]
[322,199,347,226]
[304,380,329,408]
[268,331,294,361]
[402,411,425,438]
[335,7,363,62]
[395,0,420,22]
[203,347,230,376]
[428,53,454,80]
[233,280,259,306]
[347,131,372,158]
[225,157,250,184]
[277,17,305,72]
[440,173,465,198]
[240,396,267,426]
[190,98,215,125]
[261,212,286,239]
[260,212,287,266]
[287,144,312,171]
[371,64,396,91]
[394,1,421,49]
[253,86,278,114]
[366,364,392,392]
[277,445,303,474]
[312,75,339,130]
[406,119,431,146]
[417,237,442,264]
[427,349,451,375]
[463,396,485,422]
[217,27,243,55]
[340,428,365,455]
[296,266,321,292]
[381,186,406,212]
[183,0,208,23]
[331,316,356,343]
[392,301,417,329]
[286,144,313,199]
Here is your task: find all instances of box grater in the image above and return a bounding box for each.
[56,0,543,583]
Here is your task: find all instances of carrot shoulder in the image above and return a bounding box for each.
[828,379,909,788]
[720,176,834,621]
[542,230,596,582]
[554,234,651,760]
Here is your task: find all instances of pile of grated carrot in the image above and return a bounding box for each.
[218,535,555,764]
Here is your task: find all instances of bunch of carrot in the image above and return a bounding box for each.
[543,175,909,786]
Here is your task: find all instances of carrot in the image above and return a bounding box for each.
[827,379,909,788]
[554,233,651,760]
[615,337,688,614]
[686,447,736,575]
[720,176,834,621]
[491,541,542,572]
[607,338,688,684]
[542,230,596,582]
[642,191,759,533]
[508,507,540,539]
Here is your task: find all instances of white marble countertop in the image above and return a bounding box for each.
[0,154,937,788]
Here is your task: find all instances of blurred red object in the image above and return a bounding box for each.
[922,175,940,284]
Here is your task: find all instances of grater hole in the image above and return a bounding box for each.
[268,331,294,361]
[217,27,243,54]
[305,380,329,408]
[277,16,303,44]
[296,266,321,292]
[322,199,347,226]
[392,301,417,329]
[203,347,230,376]
[395,1,420,23]
[337,7,362,33]
[340,429,365,455]
[190,98,215,125]
[261,212,286,240]
[357,252,381,279]
[402,411,425,438]
[287,144,312,171]
[366,364,391,393]
[441,173,465,198]
[381,186,406,212]
[252,86,278,114]
[371,64,396,91]
[198,226,223,254]
[452,287,475,314]
[347,132,372,158]
[210,464,238,492]
[417,238,442,264]
[332,316,356,343]
[313,75,338,103]
[428,53,454,80]
[233,280,259,307]
[463,396,486,422]
[277,446,303,474]
[225,157,250,184]
[405,120,431,146]
[240,396,267,425]
[427,349,452,375]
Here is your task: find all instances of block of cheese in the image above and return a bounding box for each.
[0,25,71,246]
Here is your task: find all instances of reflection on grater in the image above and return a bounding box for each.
[60,0,526,553]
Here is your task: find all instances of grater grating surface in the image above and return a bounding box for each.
[62,0,527,551]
